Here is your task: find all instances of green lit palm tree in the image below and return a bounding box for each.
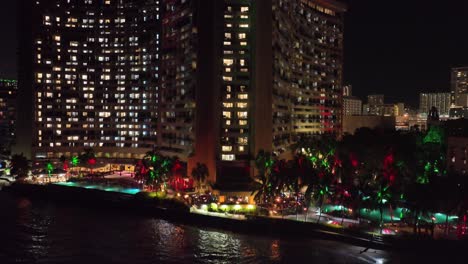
[46,162,54,183]
[252,150,275,204]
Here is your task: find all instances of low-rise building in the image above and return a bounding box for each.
[446,119,468,175]
[342,115,395,135]
[449,107,468,119]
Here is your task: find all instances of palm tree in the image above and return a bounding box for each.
[140,152,173,190]
[80,147,96,174]
[46,162,54,183]
[191,162,209,193]
[10,153,29,178]
[59,155,68,171]
[252,150,275,204]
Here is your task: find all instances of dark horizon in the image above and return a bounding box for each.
[342,0,468,106]
[2,0,468,107]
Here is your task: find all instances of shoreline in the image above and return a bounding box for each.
[3,183,466,252]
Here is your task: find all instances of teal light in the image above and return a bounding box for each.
[53,183,141,195]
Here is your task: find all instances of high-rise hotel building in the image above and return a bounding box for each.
[19,0,345,184]
[18,0,160,160]
[158,0,346,183]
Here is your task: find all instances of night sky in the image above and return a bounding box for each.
[2,0,468,107]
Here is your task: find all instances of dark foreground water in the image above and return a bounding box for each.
[0,191,397,264]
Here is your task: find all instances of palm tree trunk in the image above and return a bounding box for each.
[413,210,418,235]
[379,206,383,234]
[296,194,299,221]
[317,197,323,224]
[389,204,394,226]
[445,214,449,236]
[340,195,346,227]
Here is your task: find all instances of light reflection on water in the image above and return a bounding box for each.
[54,182,141,194]
[0,192,396,264]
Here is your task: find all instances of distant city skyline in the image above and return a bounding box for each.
[2,0,468,106]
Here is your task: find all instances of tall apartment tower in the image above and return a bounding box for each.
[158,0,346,184]
[0,79,17,154]
[451,67,468,107]
[18,0,161,160]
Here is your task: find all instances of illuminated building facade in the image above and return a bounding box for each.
[343,97,362,116]
[18,0,345,183]
[451,67,468,107]
[0,79,17,154]
[20,0,160,159]
[419,92,451,117]
[342,85,361,116]
[446,120,468,175]
[159,0,345,183]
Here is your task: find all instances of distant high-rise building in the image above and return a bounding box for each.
[342,85,361,116]
[343,85,352,97]
[364,95,404,117]
[451,67,468,107]
[394,103,405,116]
[0,79,17,154]
[343,97,362,116]
[368,94,384,107]
[159,0,346,183]
[419,92,451,116]
[18,0,161,160]
[364,94,385,115]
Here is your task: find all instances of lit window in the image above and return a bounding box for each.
[238,137,248,144]
[222,146,232,152]
[237,103,247,108]
[221,154,235,161]
[223,111,231,118]
[223,59,234,66]
[237,111,248,118]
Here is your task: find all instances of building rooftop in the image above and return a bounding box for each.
[312,0,347,12]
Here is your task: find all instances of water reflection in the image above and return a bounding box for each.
[0,192,395,264]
